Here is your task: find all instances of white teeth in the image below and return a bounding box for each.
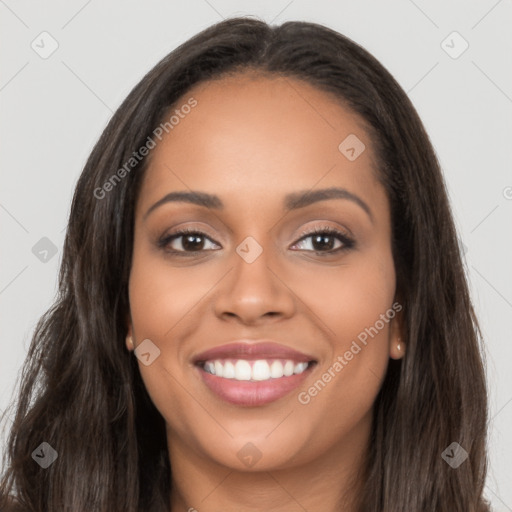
[214,360,224,378]
[270,360,284,378]
[252,360,271,381]
[223,361,235,379]
[202,359,311,381]
[283,360,294,376]
[234,360,252,380]
[294,362,308,374]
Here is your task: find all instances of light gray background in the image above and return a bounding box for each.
[1,0,511,509]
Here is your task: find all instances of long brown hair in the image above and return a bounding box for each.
[0,17,491,511]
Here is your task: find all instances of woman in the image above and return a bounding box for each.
[0,16,491,511]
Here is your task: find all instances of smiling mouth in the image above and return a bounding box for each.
[197,358,317,382]
[192,340,318,406]
[195,358,318,407]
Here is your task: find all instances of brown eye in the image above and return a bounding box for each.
[291,227,355,255]
[158,229,220,254]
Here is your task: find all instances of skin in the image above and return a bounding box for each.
[125,71,405,512]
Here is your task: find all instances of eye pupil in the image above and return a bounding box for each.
[182,234,204,251]
[312,234,334,251]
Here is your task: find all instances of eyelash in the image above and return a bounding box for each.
[157,225,355,257]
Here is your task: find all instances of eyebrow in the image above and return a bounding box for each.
[144,187,374,223]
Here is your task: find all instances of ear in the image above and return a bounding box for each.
[125,314,134,352]
[389,299,406,360]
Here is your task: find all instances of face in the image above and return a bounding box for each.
[126,72,404,473]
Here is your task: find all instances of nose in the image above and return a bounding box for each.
[213,241,296,326]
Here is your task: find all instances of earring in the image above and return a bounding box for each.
[128,336,134,349]
[397,337,401,352]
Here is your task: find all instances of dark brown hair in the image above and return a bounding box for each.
[0,16,491,511]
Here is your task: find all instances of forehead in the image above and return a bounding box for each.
[137,72,385,216]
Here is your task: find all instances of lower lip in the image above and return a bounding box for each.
[197,364,314,407]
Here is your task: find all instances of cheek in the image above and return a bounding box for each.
[127,249,210,430]
[294,249,396,411]
[296,251,396,347]
[128,251,212,342]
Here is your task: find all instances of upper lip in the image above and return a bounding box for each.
[193,340,317,364]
